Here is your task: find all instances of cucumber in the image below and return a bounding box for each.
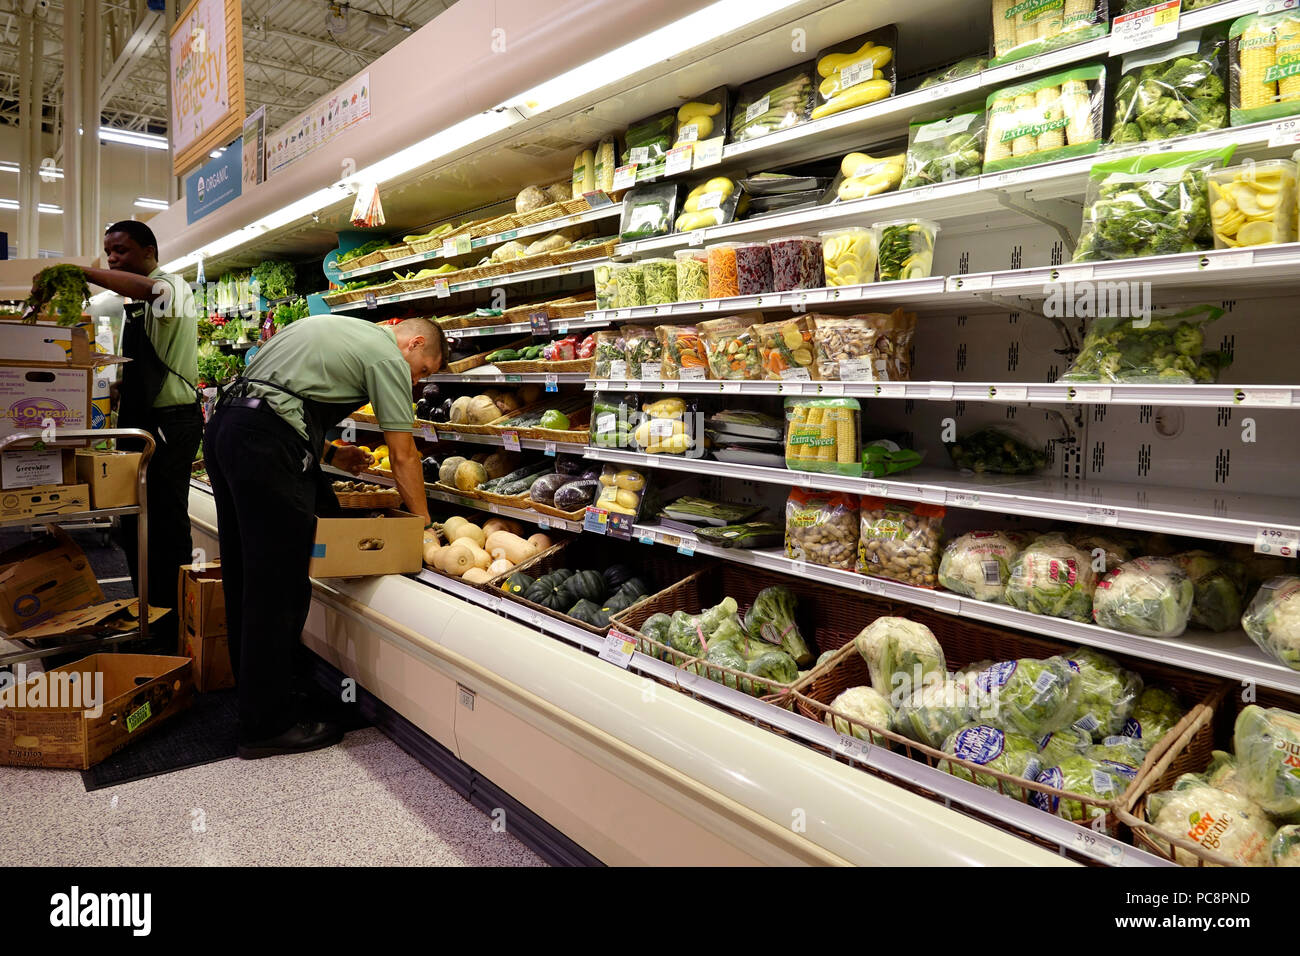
[486,349,521,362]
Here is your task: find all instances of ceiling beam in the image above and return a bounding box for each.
[99,9,163,111]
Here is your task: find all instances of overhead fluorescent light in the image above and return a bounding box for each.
[497,0,801,116]
[135,197,170,211]
[0,199,62,214]
[99,126,169,150]
[351,109,521,185]
[0,160,65,179]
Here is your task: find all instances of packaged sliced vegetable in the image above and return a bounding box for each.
[784,396,861,477]
[706,409,785,440]
[945,425,1046,475]
[768,235,824,292]
[810,311,916,382]
[983,64,1105,174]
[592,331,627,380]
[641,257,678,305]
[661,496,761,526]
[1060,304,1228,384]
[812,26,898,121]
[1228,10,1300,128]
[858,497,945,587]
[1241,576,1300,672]
[696,522,784,550]
[589,391,637,449]
[734,242,773,296]
[989,0,1109,67]
[594,262,617,310]
[1073,148,1235,262]
[820,227,877,287]
[1208,159,1298,250]
[656,325,707,380]
[676,177,742,233]
[595,462,649,519]
[731,62,816,143]
[755,316,818,381]
[613,263,646,308]
[873,219,939,281]
[1092,557,1195,638]
[785,488,859,570]
[707,242,740,299]
[622,108,676,180]
[620,325,662,380]
[632,394,701,457]
[939,530,1024,602]
[619,183,678,242]
[700,315,763,381]
[674,86,729,149]
[902,106,986,189]
[674,249,709,302]
[1110,31,1228,147]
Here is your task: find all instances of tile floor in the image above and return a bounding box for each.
[0,728,546,867]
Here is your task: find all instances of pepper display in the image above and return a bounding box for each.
[873,219,939,281]
[768,235,824,292]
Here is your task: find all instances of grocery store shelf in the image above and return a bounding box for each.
[422,371,590,384]
[330,257,611,312]
[350,419,585,453]
[585,378,1300,408]
[445,314,609,339]
[338,204,624,281]
[585,449,1300,547]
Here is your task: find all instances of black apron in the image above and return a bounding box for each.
[117,301,201,430]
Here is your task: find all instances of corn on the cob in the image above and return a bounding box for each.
[1061,79,1095,145]
[1012,93,1039,157]
[1032,3,1062,40]
[1062,0,1093,31]
[986,95,1015,162]
[817,412,837,462]
[787,404,808,459]
[1240,20,1279,110]
[800,405,824,460]
[1276,15,1300,102]
[1014,10,1037,49]
[835,409,855,464]
[1035,86,1065,151]
[992,0,1017,58]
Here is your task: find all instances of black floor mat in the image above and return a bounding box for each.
[80,688,240,791]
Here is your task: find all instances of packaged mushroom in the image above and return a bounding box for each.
[810,311,917,382]
[857,497,946,588]
[785,488,860,571]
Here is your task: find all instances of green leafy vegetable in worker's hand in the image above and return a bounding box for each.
[24,265,90,325]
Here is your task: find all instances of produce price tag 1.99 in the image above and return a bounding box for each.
[1110,1,1180,56]
[665,145,694,177]
[692,137,725,169]
[501,431,521,453]
[612,164,638,191]
[1254,526,1299,557]
[599,629,637,668]
[676,535,697,557]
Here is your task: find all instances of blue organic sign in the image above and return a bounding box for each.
[186,137,242,224]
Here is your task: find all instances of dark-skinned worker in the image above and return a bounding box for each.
[72,221,202,655]
[205,314,442,759]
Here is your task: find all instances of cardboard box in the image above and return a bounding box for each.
[182,627,234,692]
[0,527,103,632]
[0,447,75,490]
[0,364,93,443]
[75,449,140,508]
[0,484,91,522]
[310,509,423,578]
[13,599,168,640]
[0,654,194,769]
[0,322,93,364]
[177,563,226,637]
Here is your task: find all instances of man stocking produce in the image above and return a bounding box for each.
[206,314,441,758]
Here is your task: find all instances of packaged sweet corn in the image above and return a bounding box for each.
[989,0,1109,67]
[984,64,1105,174]
[1228,10,1300,126]
[784,396,862,477]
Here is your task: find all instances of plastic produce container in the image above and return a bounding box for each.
[734,241,774,296]
[615,262,646,308]
[1209,159,1298,250]
[674,249,709,302]
[768,235,824,292]
[594,262,617,310]
[820,227,877,287]
[707,242,740,299]
[641,257,678,305]
[872,218,940,281]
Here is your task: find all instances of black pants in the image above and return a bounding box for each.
[119,403,204,652]
[205,405,319,741]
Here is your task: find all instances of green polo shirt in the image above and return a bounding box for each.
[243,315,414,442]
[145,268,199,408]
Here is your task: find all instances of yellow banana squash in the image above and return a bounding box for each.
[812,78,892,120]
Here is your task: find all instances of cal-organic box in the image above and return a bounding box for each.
[0,447,75,490]
[75,449,140,508]
[0,526,103,632]
[0,322,93,364]
[178,563,226,637]
[0,654,194,769]
[310,510,423,578]
[0,484,91,523]
[182,627,234,692]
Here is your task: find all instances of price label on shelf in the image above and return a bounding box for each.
[947,491,981,508]
[1009,55,1043,76]
[836,734,871,762]
[928,382,955,400]
[665,145,694,177]
[790,559,808,575]
[455,235,472,256]
[688,229,707,246]
[864,482,889,497]
[864,578,887,596]
[874,383,906,398]
[1071,828,1125,864]
[1066,386,1112,403]
[420,426,437,442]
[676,535,697,557]
[1086,506,1120,526]
[545,374,558,393]
[1269,116,1300,148]
[364,292,377,309]
[952,274,992,292]
[529,311,551,335]
[612,164,638,191]
[1255,526,1300,557]
[1110,1,1180,56]
[692,137,725,169]
[488,503,501,514]
[544,441,557,457]
[1200,250,1254,270]
[432,278,450,298]
[1261,0,1299,15]
[582,190,613,208]
[639,534,656,546]
[583,507,609,535]
[501,430,521,452]
[820,382,844,396]
[441,240,458,258]
[598,629,637,668]
[991,385,1028,401]
[1234,388,1292,406]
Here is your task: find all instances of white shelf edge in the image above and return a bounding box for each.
[350,419,586,453]
[445,314,610,339]
[421,372,590,384]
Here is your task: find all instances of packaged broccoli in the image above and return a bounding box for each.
[1234,704,1300,817]
[974,656,1082,737]
[1064,646,1144,740]
[941,723,1043,802]
[1172,550,1248,632]
[1072,147,1235,262]
[1124,685,1187,745]
[854,616,946,701]
[1241,576,1300,672]
[826,686,895,740]
[1228,10,1300,128]
[917,56,987,90]
[1092,557,1195,638]
[938,531,1024,603]
[945,425,1046,475]
[1273,825,1300,867]
[893,678,976,749]
[1146,775,1276,866]
[1033,755,1136,823]
[1006,533,1098,623]
[1110,30,1228,146]
[1061,304,1229,384]
[990,0,1109,67]
[984,65,1105,174]
[902,105,986,189]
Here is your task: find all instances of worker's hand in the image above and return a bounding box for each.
[333,445,373,475]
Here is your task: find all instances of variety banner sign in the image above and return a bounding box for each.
[169,0,244,176]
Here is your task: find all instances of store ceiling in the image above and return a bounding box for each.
[0,0,455,136]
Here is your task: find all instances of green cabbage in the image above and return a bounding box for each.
[938,531,1022,603]
[1005,534,1097,623]
[1233,705,1300,818]
[854,616,946,703]
[974,656,1081,737]
[1065,647,1144,740]
[1172,550,1247,633]
[941,723,1042,802]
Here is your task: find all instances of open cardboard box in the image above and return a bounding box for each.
[310,509,423,578]
[0,526,104,633]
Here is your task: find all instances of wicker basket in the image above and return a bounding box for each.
[379,243,413,261]
[492,358,593,375]
[336,489,402,509]
[562,198,591,214]
[337,288,373,304]
[528,500,587,522]
[504,252,555,274]
[550,241,617,267]
[321,291,351,306]
[351,250,388,270]
[546,298,600,320]
[793,608,1232,837]
[514,203,565,227]
[409,235,447,254]
[1123,685,1296,866]
[433,480,481,501]
[476,214,519,236]
[476,487,534,509]
[497,536,704,636]
[395,273,450,295]
[445,335,533,375]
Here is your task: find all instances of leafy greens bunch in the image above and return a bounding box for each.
[24,265,90,326]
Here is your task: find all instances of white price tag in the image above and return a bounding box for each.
[992,385,1028,401]
[1255,526,1300,558]
[502,430,521,452]
[544,441,557,456]
[488,503,501,514]
[836,734,871,762]
[820,382,845,395]
[1010,56,1043,76]
[790,559,808,575]
[745,95,770,124]
[639,534,656,546]
[864,577,887,596]
[612,164,638,191]
[538,517,551,530]
[432,278,450,298]
[628,146,650,165]
[1066,386,1112,403]
[864,482,889,496]
[1072,828,1125,864]
[661,380,679,392]
[545,374,558,393]
[1234,388,1292,406]
[676,536,697,557]
[677,123,700,144]
[947,491,981,508]
[1086,506,1120,526]
[688,229,707,246]
[420,426,437,442]
[1110,1,1181,56]
[441,240,458,258]
[599,629,637,668]
[1200,251,1254,270]
[692,137,725,169]
[1269,116,1300,148]
[1261,0,1299,15]
[665,145,694,176]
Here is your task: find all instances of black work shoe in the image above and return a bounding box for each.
[236,719,343,760]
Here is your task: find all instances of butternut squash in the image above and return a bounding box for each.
[448,521,486,549]
[442,543,475,576]
[423,542,445,567]
[467,543,492,570]
[485,530,537,564]
[462,567,493,584]
[487,558,513,577]
[483,517,523,538]
[527,533,553,550]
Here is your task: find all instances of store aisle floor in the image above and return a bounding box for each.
[0,728,546,867]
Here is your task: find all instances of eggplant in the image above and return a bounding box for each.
[528,472,569,506]
[553,479,599,511]
[421,456,440,482]
[421,383,440,401]
[555,454,586,476]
